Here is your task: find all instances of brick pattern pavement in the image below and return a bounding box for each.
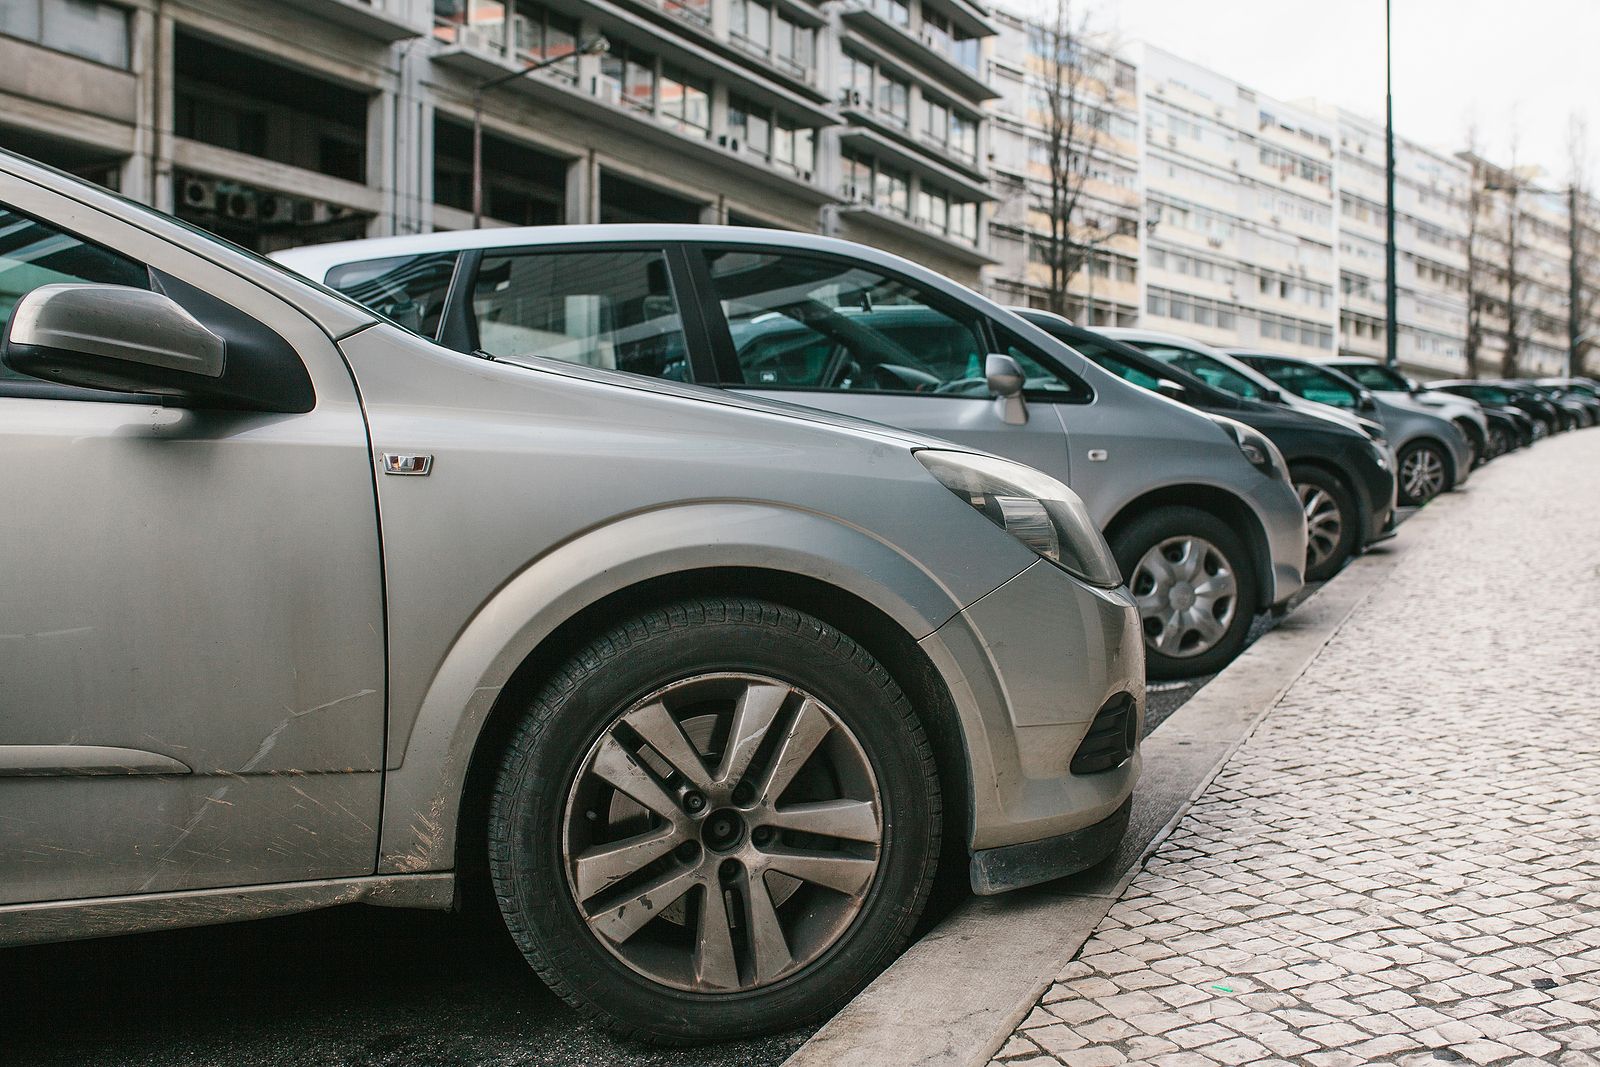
[992,431,1600,1067]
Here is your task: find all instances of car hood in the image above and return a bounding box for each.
[491,350,949,452]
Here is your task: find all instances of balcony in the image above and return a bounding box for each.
[276,0,427,41]
[838,2,998,103]
[837,124,990,201]
[838,94,985,183]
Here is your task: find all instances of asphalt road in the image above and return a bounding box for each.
[3,563,1349,1067]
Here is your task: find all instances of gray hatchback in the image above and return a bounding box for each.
[1,152,1140,1042]
[281,227,1307,680]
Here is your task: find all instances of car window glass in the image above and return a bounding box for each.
[1061,334,1162,391]
[326,253,457,339]
[703,248,991,394]
[1246,360,1356,408]
[0,204,149,384]
[471,250,689,381]
[1134,344,1263,399]
[1341,364,1406,392]
[995,330,1093,400]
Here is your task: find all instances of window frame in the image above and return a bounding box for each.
[449,241,718,384]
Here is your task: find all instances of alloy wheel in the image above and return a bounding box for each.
[1401,445,1447,504]
[1130,536,1239,658]
[562,672,882,994]
[1299,482,1344,573]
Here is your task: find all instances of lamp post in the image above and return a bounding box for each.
[1383,0,1399,369]
[472,36,609,228]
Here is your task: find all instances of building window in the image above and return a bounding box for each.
[731,0,815,82]
[600,44,658,112]
[868,0,909,27]
[0,0,130,68]
[511,2,579,81]
[659,65,711,138]
[877,72,909,128]
[875,164,909,216]
[729,96,814,176]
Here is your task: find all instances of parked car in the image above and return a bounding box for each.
[1419,380,1536,454]
[1534,378,1600,425]
[1523,380,1597,427]
[1319,357,1493,468]
[1431,380,1560,439]
[1228,351,1473,508]
[1094,328,1398,583]
[1023,317,1398,584]
[0,151,1144,1042]
[279,230,1307,681]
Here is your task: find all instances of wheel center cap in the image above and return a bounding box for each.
[702,809,746,852]
[1170,582,1196,611]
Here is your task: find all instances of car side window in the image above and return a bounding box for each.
[326,253,458,339]
[469,249,690,381]
[0,204,149,386]
[1065,335,1162,391]
[1136,344,1264,399]
[1254,361,1357,408]
[701,248,988,394]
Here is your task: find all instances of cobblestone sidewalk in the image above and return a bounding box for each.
[993,431,1600,1067]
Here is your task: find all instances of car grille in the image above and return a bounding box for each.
[1070,694,1139,775]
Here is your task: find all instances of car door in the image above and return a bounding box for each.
[685,244,1080,486]
[0,180,386,904]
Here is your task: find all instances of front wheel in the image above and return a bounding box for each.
[1294,466,1357,583]
[1111,506,1258,681]
[487,598,941,1043]
[1397,441,1449,506]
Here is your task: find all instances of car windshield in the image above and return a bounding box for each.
[1129,343,1267,399]
[1246,359,1359,408]
[1337,364,1409,392]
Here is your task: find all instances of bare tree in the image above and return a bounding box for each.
[1027,0,1117,320]
[1464,128,1488,378]
[1498,135,1531,379]
[1569,116,1598,378]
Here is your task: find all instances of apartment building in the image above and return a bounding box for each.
[1330,108,1472,378]
[0,0,995,281]
[981,6,1139,325]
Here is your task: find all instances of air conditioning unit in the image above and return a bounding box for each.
[258,194,297,226]
[845,185,867,203]
[594,78,621,105]
[841,89,864,107]
[800,169,813,182]
[460,25,500,55]
[1207,236,1223,248]
[180,177,217,212]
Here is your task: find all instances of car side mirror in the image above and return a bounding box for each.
[1155,378,1188,403]
[1262,386,1284,404]
[985,352,1028,425]
[1357,389,1378,414]
[3,283,226,396]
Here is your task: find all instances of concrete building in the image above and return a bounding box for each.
[0,0,995,281]
[981,7,1139,325]
[1138,46,1337,357]
[1330,108,1471,378]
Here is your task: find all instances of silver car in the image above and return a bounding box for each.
[1228,350,1474,507]
[0,152,1141,1042]
[279,230,1306,682]
[1322,357,1491,470]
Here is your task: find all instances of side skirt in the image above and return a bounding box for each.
[0,873,456,948]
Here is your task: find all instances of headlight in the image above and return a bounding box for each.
[916,449,1121,588]
[1212,416,1286,481]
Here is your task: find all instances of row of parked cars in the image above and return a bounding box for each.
[2,150,1592,1044]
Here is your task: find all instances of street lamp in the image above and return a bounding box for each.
[1383,0,1398,369]
[472,35,609,228]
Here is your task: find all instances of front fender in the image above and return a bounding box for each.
[376,502,991,874]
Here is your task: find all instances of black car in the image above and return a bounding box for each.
[1534,378,1600,426]
[1431,380,1561,439]
[1324,359,1514,466]
[1017,311,1398,584]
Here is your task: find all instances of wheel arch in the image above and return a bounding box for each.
[1287,457,1370,547]
[1103,483,1275,612]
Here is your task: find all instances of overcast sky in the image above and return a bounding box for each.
[1067,0,1598,189]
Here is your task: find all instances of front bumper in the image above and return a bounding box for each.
[918,558,1143,891]
[1250,476,1307,609]
[972,796,1132,894]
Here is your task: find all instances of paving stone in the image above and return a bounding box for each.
[985,436,1600,1067]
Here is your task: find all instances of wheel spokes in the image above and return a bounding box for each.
[624,700,714,792]
[765,848,878,897]
[745,871,795,984]
[587,863,701,945]
[718,682,791,786]
[589,736,684,824]
[692,884,740,991]
[766,799,880,842]
[756,697,832,805]
[572,823,684,901]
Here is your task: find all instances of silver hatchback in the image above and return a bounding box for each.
[0,152,1141,1042]
[280,227,1306,681]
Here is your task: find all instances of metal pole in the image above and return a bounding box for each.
[1570,183,1582,378]
[1383,0,1399,369]
[472,88,484,229]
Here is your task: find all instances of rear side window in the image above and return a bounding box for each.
[470,250,689,381]
[1135,344,1265,399]
[1339,364,1406,392]
[326,253,457,339]
[1250,360,1359,409]
[1060,334,1162,391]
[0,204,149,386]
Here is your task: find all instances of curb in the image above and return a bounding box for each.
[782,510,1428,1067]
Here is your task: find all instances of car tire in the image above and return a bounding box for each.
[1397,440,1450,507]
[1293,466,1357,583]
[1111,506,1258,681]
[486,597,941,1044]
[1488,425,1511,459]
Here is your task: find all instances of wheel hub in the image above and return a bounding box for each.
[701,808,745,852]
[1131,535,1238,659]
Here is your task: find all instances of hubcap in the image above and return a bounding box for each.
[1131,535,1238,658]
[1401,446,1446,503]
[1298,483,1344,572]
[562,673,882,994]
